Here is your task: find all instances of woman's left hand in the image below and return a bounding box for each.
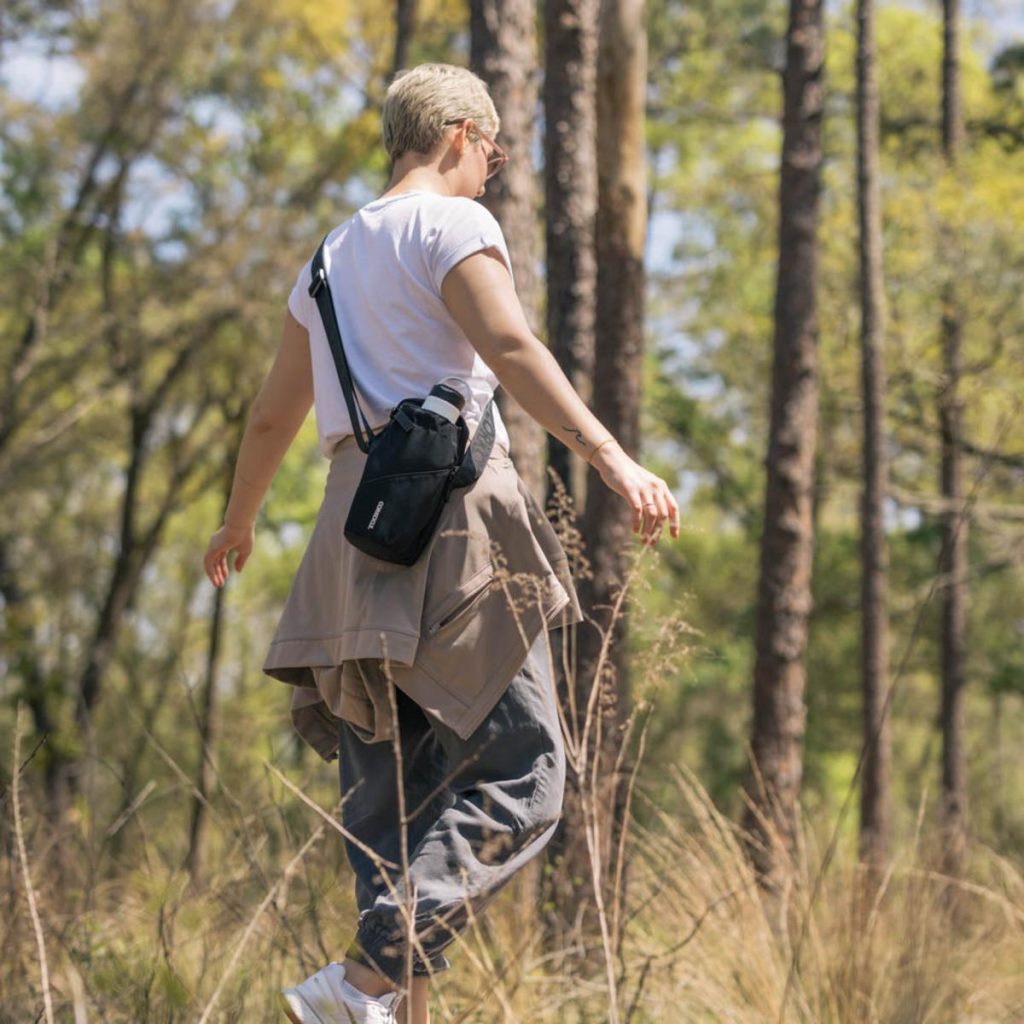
[204,521,256,588]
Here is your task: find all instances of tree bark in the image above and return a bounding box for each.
[740,0,824,896]
[938,0,969,880]
[542,0,598,513]
[538,0,599,954]
[0,536,62,818]
[855,0,892,876]
[185,565,227,879]
[470,0,547,502]
[550,0,647,962]
[392,0,417,77]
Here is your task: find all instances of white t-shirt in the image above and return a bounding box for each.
[287,189,515,459]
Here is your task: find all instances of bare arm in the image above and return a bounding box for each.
[205,310,314,587]
[441,249,613,463]
[441,249,679,543]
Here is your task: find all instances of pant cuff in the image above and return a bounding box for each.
[348,908,453,983]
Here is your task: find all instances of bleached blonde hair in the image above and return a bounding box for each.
[382,63,500,163]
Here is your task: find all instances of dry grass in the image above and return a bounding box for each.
[3,492,1022,1022]
[4,699,1024,1022]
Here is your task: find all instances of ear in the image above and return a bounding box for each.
[452,120,470,156]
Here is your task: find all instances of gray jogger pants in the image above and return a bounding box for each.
[337,629,567,984]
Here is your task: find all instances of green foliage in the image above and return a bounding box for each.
[1,2,1022,1016]
[639,0,1024,845]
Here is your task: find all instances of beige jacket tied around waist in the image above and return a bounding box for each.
[261,430,584,761]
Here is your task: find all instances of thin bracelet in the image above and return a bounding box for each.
[586,437,616,465]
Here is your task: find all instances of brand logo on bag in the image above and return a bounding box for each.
[368,500,384,529]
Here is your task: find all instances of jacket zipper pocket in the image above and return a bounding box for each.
[426,568,495,637]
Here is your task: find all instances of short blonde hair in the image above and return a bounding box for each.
[382,63,500,163]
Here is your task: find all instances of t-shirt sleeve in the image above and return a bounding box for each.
[427,198,514,295]
[287,258,313,329]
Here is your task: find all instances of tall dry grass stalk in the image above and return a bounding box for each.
[9,701,55,1024]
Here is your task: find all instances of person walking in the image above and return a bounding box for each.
[203,62,678,1024]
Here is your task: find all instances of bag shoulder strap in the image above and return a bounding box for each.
[308,234,377,454]
[451,397,496,489]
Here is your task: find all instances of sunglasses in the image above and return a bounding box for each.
[443,118,508,180]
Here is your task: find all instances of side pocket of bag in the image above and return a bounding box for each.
[344,466,454,563]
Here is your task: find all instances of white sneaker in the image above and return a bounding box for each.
[279,961,401,1024]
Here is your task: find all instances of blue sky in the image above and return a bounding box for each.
[3,0,1021,114]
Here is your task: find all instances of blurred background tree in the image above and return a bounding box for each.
[1,0,1022,1017]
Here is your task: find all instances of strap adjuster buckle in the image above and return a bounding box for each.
[308,267,327,298]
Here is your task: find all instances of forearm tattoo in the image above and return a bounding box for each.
[562,424,587,446]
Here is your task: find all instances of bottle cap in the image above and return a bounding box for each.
[437,376,471,408]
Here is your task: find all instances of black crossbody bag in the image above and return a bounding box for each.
[307,233,496,566]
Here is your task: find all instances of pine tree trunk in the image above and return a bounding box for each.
[538,0,600,957]
[939,0,968,880]
[553,0,647,967]
[470,0,546,502]
[740,0,824,897]
[392,0,417,77]
[855,0,892,877]
[543,0,598,513]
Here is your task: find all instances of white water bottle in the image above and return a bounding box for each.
[422,376,471,423]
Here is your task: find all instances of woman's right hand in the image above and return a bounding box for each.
[203,520,256,588]
[590,440,680,546]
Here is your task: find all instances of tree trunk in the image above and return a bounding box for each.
[185,572,226,880]
[991,691,1005,840]
[470,0,546,502]
[392,0,417,77]
[740,0,824,897]
[855,0,892,876]
[542,0,598,513]
[0,536,62,819]
[538,0,599,955]
[938,0,968,880]
[61,386,213,803]
[550,0,647,967]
